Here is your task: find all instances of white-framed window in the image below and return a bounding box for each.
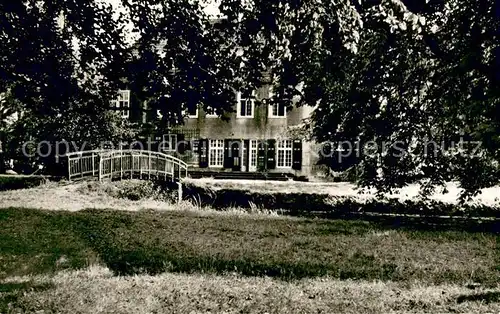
[162,134,177,152]
[209,139,224,167]
[267,87,286,118]
[205,106,218,118]
[185,104,198,118]
[111,90,130,118]
[277,139,293,168]
[237,90,255,118]
[269,102,286,118]
[250,140,257,168]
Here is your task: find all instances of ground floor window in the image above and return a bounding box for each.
[209,139,224,167]
[277,139,293,168]
[201,138,299,170]
[250,140,257,168]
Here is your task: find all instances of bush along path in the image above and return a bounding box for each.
[181,183,500,220]
[0,175,48,191]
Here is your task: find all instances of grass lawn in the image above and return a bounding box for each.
[1,179,499,313]
[0,207,497,284]
[5,266,500,314]
[0,206,498,312]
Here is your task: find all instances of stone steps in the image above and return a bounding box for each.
[187,170,300,181]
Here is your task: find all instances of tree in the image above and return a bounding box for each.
[1,0,132,151]
[123,0,239,129]
[217,0,500,200]
[0,0,238,172]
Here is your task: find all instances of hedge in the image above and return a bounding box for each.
[0,176,48,191]
[182,184,500,219]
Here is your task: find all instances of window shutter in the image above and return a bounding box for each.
[266,139,276,169]
[223,139,231,168]
[198,139,208,168]
[171,135,177,152]
[257,141,266,172]
[129,92,137,122]
[177,134,186,154]
[146,106,155,123]
[149,134,158,152]
[292,139,302,170]
[243,139,250,170]
[236,92,242,116]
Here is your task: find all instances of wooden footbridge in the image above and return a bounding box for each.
[64,149,188,182]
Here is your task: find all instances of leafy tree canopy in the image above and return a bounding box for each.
[217,0,500,200]
[0,0,238,152]
[2,0,499,200]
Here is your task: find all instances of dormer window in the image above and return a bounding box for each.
[186,104,198,118]
[237,90,255,118]
[111,90,130,118]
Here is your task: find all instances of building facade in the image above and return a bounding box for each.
[113,85,317,178]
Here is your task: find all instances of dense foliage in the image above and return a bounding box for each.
[0,0,237,170]
[218,0,500,199]
[0,175,47,191]
[1,0,499,199]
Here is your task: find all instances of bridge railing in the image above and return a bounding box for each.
[65,149,188,182]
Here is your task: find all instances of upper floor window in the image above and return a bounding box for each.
[267,87,286,118]
[237,90,255,118]
[111,90,130,118]
[186,104,198,118]
[269,102,286,118]
[205,106,218,118]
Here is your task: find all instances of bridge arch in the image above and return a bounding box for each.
[65,149,188,182]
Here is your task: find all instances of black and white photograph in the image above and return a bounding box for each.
[0,0,499,312]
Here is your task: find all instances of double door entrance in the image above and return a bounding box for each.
[224,139,259,172]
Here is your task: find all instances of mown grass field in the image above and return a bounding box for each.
[5,266,500,314]
[0,206,499,313]
[0,180,499,313]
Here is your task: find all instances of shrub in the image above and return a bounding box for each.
[182,183,500,218]
[115,181,159,201]
[77,180,178,202]
[0,175,47,191]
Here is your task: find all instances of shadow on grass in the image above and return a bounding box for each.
[317,212,500,234]
[88,246,401,281]
[0,208,497,285]
[0,208,97,280]
[73,211,401,280]
[457,291,500,304]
